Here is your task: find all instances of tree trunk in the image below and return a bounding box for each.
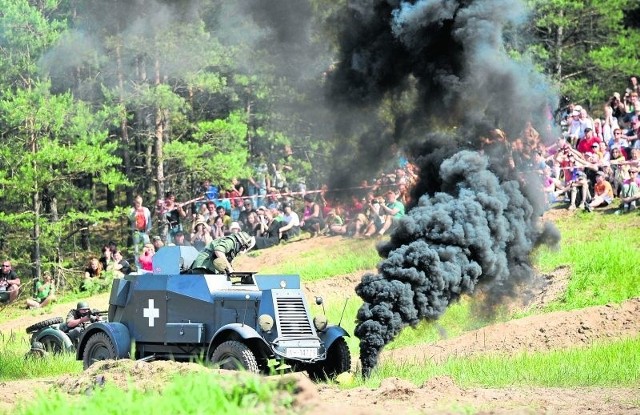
[154,58,165,199]
[116,40,134,206]
[554,10,564,78]
[30,126,41,279]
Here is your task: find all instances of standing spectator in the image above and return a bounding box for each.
[378,190,406,236]
[128,195,152,257]
[248,155,270,207]
[278,203,300,241]
[0,260,20,304]
[585,172,614,212]
[300,194,324,237]
[26,272,55,309]
[200,179,219,201]
[163,192,187,244]
[228,179,244,221]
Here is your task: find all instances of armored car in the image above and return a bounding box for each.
[76,246,351,380]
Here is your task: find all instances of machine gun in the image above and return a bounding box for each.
[88,309,108,322]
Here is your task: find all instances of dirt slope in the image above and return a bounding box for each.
[1,235,639,414]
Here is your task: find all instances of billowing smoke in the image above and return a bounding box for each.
[324,1,561,376]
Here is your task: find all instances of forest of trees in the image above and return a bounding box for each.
[0,0,639,280]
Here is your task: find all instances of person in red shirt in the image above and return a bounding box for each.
[577,127,601,154]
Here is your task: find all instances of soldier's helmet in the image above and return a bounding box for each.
[77,301,90,310]
[235,231,256,252]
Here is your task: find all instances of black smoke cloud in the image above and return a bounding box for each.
[325,0,561,376]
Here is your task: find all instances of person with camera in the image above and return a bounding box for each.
[61,301,102,345]
[25,272,56,309]
[0,260,21,304]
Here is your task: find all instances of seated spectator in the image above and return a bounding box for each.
[211,216,227,238]
[245,212,262,236]
[300,194,324,237]
[0,260,20,304]
[229,221,242,234]
[139,244,155,272]
[99,242,117,272]
[173,231,192,247]
[363,198,387,237]
[278,203,300,241]
[620,165,639,212]
[84,257,103,280]
[191,218,212,251]
[324,206,346,236]
[203,201,217,225]
[152,235,164,251]
[238,199,255,231]
[113,250,132,276]
[586,171,614,212]
[254,208,282,250]
[378,190,406,235]
[26,272,55,308]
[216,206,232,229]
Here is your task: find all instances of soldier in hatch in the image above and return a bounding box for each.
[190,231,255,274]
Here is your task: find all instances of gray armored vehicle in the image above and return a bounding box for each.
[76,246,351,380]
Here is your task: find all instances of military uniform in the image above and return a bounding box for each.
[191,232,255,274]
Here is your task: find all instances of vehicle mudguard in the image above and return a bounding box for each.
[34,327,74,352]
[76,322,131,361]
[318,325,350,350]
[207,323,269,357]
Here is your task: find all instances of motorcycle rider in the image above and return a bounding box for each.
[60,301,101,345]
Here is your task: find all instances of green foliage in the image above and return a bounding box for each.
[12,371,294,415]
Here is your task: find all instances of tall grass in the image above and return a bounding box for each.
[0,331,82,381]
[361,335,640,388]
[12,371,295,415]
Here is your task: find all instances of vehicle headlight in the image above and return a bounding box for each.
[258,314,274,331]
[313,315,328,332]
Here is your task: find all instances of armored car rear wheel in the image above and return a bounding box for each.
[25,317,64,334]
[308,337,351,381]
[83,332,117,369]
[210,340,259,373]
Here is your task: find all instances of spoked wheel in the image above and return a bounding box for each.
[83,332,117,369]
[209,340,259,373]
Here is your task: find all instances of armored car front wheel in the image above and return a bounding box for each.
[308,337,351,381]
[209,340,259,373]
[83,332,117,369]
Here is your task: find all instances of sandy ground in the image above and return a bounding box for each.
[1,233,639,414]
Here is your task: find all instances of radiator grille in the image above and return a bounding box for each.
[275,297,314,337]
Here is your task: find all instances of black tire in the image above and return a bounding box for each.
[83,332,117,369]
[308,337,351,381]
[25,317,64,334]
[35,330,74,354]
[209,340,259,373]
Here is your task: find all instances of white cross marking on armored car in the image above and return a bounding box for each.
[143,299,160,327]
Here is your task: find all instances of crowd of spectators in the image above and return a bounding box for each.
[4,78,640,310]
[541,75,640,213]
